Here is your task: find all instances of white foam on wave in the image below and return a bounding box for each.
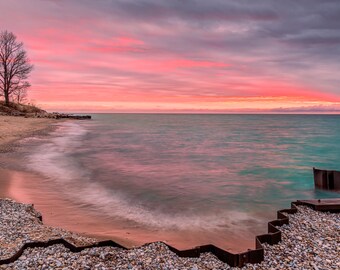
[27,121,259,231]
[28,122,90,183]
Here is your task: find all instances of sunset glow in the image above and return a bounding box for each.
[1,0,340,112]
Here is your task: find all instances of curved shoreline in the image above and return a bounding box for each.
[0,117,260,253]
[0,115,59,200]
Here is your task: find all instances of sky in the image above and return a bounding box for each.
[1,0,340,113]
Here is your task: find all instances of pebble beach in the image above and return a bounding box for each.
[0,199,339,270]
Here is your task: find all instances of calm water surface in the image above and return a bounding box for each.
[6,114,340,250]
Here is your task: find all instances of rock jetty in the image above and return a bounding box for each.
[31,112,92,120]
[0,102,91,119]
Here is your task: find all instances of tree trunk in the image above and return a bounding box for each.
[4,90,10,106]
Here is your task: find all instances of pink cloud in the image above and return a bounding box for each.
[1,0,339,112]
[86,36,146,53]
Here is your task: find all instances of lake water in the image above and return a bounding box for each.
[5,114,340,251]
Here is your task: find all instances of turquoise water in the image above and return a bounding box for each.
[17,114,340,248]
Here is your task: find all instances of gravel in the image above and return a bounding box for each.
[0,198,96,260]
[0,199,339,269]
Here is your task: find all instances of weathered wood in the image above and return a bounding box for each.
[313,167,340,191]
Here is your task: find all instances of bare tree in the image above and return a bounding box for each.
[12,81,29,103]
[0,30,33,106]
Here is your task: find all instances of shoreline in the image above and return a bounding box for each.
[0,116,57,153]
[0,115,58,201]
[0,116,260,253]
[3,166,255,252]
[0,115,59,204]
[0,198,338,269]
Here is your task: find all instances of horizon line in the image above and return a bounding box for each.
[57,111,340,115]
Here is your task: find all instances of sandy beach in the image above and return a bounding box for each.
[0,116,55,152]
[0,116,55,198]
[0,115,55,198]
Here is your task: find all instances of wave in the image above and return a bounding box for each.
[26,121,259,231]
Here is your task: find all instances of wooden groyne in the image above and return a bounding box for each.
[313,167,340,191]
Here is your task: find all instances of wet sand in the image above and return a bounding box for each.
[3,167,257,252]
[0,169,11,198]
[0,115,55,197]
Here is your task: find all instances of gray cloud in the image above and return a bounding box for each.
[1,0,340,109]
